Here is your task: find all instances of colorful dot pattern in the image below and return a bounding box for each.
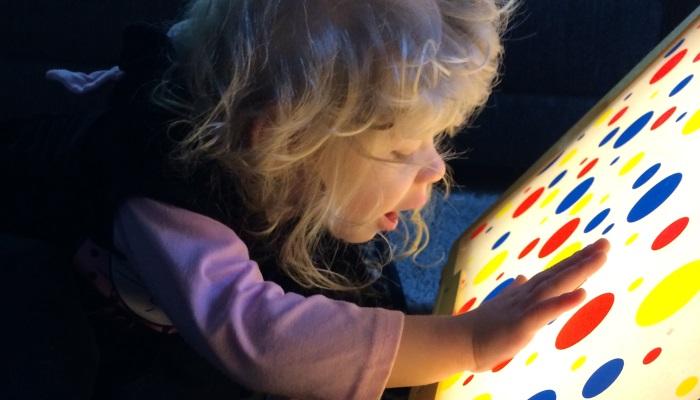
[438,16,700,400]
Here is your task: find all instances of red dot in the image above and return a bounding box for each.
[650,49,687,84]
[455,297,477,315]
[470,222,487,239]
[463,374,474,386]
[491,358,512,372]
[539,218,581,258]
[643,347,662,365]
[652,217,689,250]
[609,106,628,126]
[513,187,545,218]
[519,238,540,259]
[577,158,598,179]
[694,52,700,63]
[556,293,614,350]
[651,106,676,130]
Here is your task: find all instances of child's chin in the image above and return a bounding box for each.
[329,226,378,244]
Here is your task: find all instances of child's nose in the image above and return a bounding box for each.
[416,152,446,184]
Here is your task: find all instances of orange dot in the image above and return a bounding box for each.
[643,347,662,364]
[556,293,614,350]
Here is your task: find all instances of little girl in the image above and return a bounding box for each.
[43,0,610,398]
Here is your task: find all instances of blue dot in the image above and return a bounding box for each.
[538,152,563,175]
[664,38,685,58]
[676,112,687,122]
[628,173,682,223]
[598,128,619,147]
[613,111,654,149]
[582,358,624,398]
[556,177,594,214]
[602,223,615,235]
[483,278,515,303]
[633,163,661,189]
[669,74,693,97]
[492,232,510,250]
[529,390,556,400]
[610,156,620,166]
[549,170,567,188]
[585,209,611,233]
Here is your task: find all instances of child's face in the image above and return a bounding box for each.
[329,131,446,243]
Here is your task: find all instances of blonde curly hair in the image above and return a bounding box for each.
[157,0,516,291]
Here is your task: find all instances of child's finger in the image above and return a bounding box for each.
[525,239,609,292]
[530,250,607,302]
[523,287,587,331]
[499,274,528,296]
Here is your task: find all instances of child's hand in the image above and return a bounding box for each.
[46,66,123,94]
[461,238,610,371]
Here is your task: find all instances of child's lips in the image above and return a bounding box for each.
[381,211,399,231]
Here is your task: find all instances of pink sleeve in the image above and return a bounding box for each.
[112,197,405,399]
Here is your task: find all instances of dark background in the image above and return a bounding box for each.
[1,1,698,193]
[452,0,698,191]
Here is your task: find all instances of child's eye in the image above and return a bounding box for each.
[391,150,413,161]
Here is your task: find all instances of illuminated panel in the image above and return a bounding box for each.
[436,12,700,400]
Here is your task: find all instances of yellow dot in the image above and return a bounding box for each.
[496,202,512,218]
[599,193,610,205]
[441,372,464,388]
[650,90,659,99]
[474,251,509,285]
[559,149,578,167]
[676,376,698,397]
[474,394,492,400]
[526,352,538,366]
[571,356,586,371]
[636,260,700,326]
[545,241,583,270]
[595,109,613,126]
[628,277,643,292]
[625,233,639,246]
[540,188,560,208]
[540,216,548,225]
[619,152,645,176]
[682,109,700,135]
[569,193,593,216]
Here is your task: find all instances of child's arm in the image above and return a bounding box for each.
[113,197,404,399]
[114,196,607,397]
